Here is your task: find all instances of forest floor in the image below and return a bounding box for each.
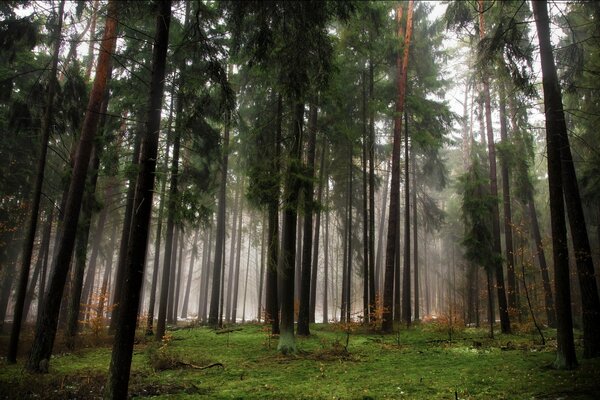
[1,320,599,399]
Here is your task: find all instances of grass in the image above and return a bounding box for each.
[1,321,599,399]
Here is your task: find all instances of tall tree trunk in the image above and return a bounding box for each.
[277,101,304,354]
[181,230,199,319]
[199,226,213,322]
[242,233,251,322]
[412,150,419,322]
[258,213,266,322]
[375,161,391,295]
[310,140,326,323]
[498,86,517,317]
[166,227,180,324]
[478,0,511,334]
[66,61,114,347]
[323,181,330,323]
[298,103,317,335]
[346,144,353,324]
[265,94,282,335]
[26,0,118,371]
[109,122,143,334]
[402,110,411,327]
[528,196,556,327]
[368,59,376,322]
[361,70,370,323]
[8,0,65,363]
[231,192,245,323]
[146,92,174,335]
[208,104,231,327]
[24,207,54,324]
[532,0,577,369]
[157,85,184,337]
[173,228,184,321]
[97,221,118,322]
[84,0,99,80]
[382,1,413,333]
[226,182,241,322]
[106,2,171,395]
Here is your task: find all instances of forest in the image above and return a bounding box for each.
[1,0,600,398]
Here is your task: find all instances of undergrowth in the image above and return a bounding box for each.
[1,322,599,399]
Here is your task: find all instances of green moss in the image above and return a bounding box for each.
[1,324,599,399]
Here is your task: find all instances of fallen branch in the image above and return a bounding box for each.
[175,361,224,370]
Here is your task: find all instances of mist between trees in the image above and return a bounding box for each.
[1,0,599,397]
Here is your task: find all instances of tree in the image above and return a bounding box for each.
[106,1,171,396]
[7,0,65,363]
[478,0,510,334]
[382,0,413,333]
[26,0,119,372]
[531,0,578,369]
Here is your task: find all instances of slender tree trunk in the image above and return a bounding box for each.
[258,214,266,322]
[231,192,245,323]
[146,94,173,335]
[157,84,184,337]
[382,1,413,333]
[26,0,118,371]
[265,94,282,335]
[346,145,353,324]
[199,226,213,322]
[478,0,510,334]
[323,182,330,323]
[242,233,251,323]
[412,151,419,322]
[173,228,184,321]
[298,103,317,335]
[84,0,99,80]
[98,221,118,323]
[109,123,143,334]
[361,70,370,323]
[208,106,230,327]
[402,111,411,327]
[181,230,199,319]
[498,86,517,317]
[310,140,326,323]
[8,0,65,363]
[106,2,171,395]
[376,161,390,295]
[528,197,556,327]
[277,101,304,354]
[368,59,376,321]
[166,228,180,324]
[226,183,241,322]
[81,181,113,313]
[24,207,54,324]
[532,0,577,369]
[66,61,114,347]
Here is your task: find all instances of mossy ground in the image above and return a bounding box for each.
[1,322,599,399]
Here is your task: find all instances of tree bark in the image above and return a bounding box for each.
[181,230,199,319]
[277,102,304,354]
[106,1,171,396]
[7,0,65,363]
[298,103,317,335]
[478,0,510,334]
[402,110,411,327]
[310,140,326,323]
[26,0,118,371]
[108,122,143,334]
[231,191,245,323]
[382,1,413,333]
[208,106,230,327]
[368,59,376,322]
[226,182,241,322]
[265,94,282,335]
[532,0,578,369]
[361,70,370,323]
[498,85,517,317]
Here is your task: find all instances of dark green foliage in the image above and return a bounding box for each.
[459,146,500,271]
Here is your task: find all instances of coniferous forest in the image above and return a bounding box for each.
[1,1,600,398]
